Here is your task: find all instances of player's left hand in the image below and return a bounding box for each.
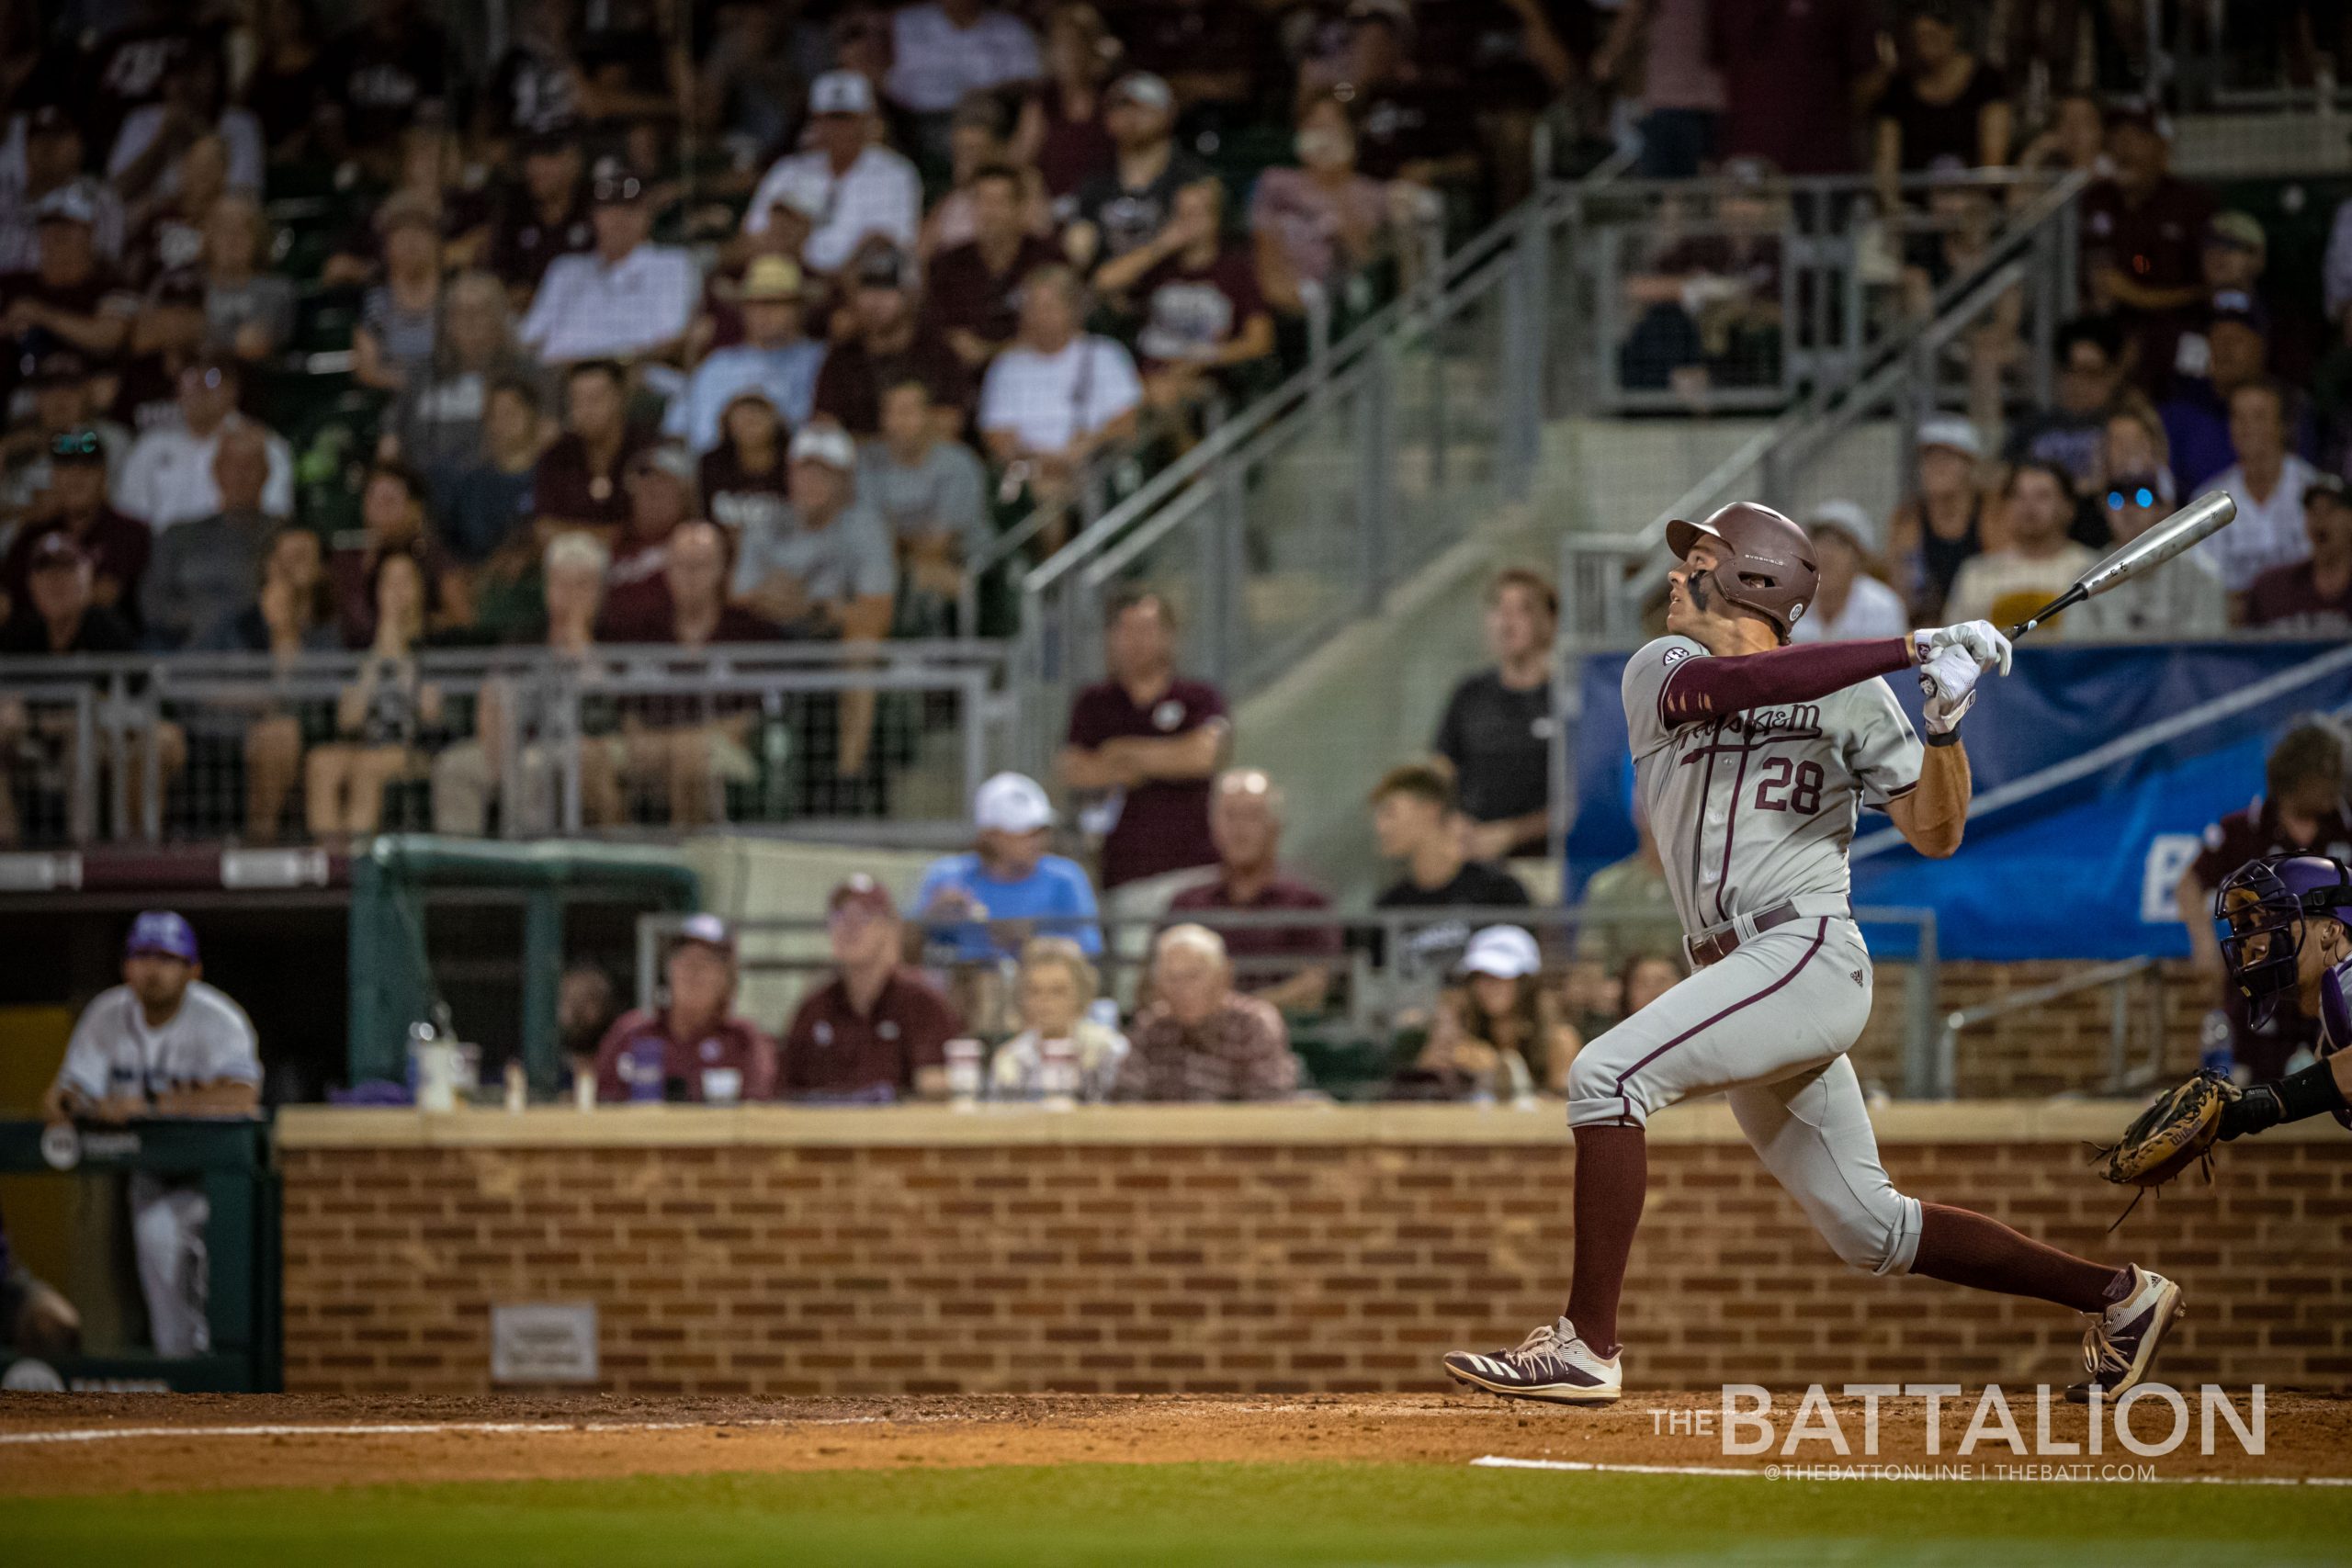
[1917,644,1984,735]
[1914,620,2014,675]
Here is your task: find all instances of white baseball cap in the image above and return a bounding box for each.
[787,424,857,471]
[1461,924,1542,981]
[1805,498,1883,554]
[1916,414,1982,459]
[810,70,876,117]
[974,772,1056,834]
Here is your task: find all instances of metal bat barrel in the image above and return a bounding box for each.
[2076,491,2236,600]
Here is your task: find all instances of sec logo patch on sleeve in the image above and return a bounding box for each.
[1660,647,1690,668]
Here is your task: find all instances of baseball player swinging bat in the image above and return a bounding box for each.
[1445,499,2212,1412]
[2006,491,2238,639]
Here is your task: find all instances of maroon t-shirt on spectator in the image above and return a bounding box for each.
[2079,176,2214,307]
[1031,82,1114,199]
[1167,872,1342,980]
[591,1007,778,1102]
[1130,246,1266,374]
[331,537,459,647]
[598,526,677,628]
[595,589,784,733]
[595,584,779,645]
[490,187,594,292]
[1713,0,1879,175]
[2242,560,2352,637]
[0,510,152,617]
[810,325,973,436]
[2080,173,2215,384]
[780,967,962,1099]
[534,431,645,531]
[2191,796,2352,894]
[923,235,1063,355]
[1065,675,1227,888]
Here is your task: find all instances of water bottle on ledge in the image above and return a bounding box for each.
[944,1038,984,1109]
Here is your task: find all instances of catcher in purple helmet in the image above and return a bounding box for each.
[2210,853,2352,1138]
[2095,853,2352,1208]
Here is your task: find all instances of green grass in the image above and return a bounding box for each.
[6,1461,2350,1566]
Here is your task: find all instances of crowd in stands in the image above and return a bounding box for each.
[0,0,1594,841]
[527,564,1678,1109]
[0,0,1544,659]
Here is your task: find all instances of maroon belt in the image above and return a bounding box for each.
[1686,899,1803,970]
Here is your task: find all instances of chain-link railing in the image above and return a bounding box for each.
[0,642,1013,848]
[637,901,1945,1099]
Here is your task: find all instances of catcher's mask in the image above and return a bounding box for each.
[2214,855,2352,1025]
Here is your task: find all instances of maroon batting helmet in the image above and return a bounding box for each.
[1665,502,1819,641]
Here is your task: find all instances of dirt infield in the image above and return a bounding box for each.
[5,1391,2346,1496]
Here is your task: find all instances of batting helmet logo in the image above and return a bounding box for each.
[1665,502,1820,642]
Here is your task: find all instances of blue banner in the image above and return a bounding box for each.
[1566,641,2352,961]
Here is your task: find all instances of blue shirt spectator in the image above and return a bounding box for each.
[913,772,1102,963]
[662,254,825,452]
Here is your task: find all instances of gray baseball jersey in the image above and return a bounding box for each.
[1621,636,1924,936]
[55,981,262,1102]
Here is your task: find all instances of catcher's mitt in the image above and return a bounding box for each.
[2086,1069,2234,1229]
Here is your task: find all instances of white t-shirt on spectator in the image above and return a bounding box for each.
[978,334,1143,455]
[55,980,262,1102]
[1787,573,1908,643]
[116,416,296,533]
[742,145,922,276]
[885,3,1043,115]
[2324,197,2352,326]
[517,243,701,365]
[2196,455,2318,593]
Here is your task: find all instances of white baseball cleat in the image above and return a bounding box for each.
[2067,1264,2184,1404]
[1442,1317,1622,1407]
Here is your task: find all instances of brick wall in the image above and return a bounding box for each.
[278,1111,2351,1396]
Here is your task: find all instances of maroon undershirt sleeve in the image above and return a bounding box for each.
[1659,637,1912,725]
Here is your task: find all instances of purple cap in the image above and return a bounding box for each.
[2274,855,2352,925]
[126,910,199,963]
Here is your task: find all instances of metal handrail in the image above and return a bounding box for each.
[1015,201,1539,604]
[5,647,1019,846]
[1620,170,2089,605]
[0,638,1013,682]
[1938,954,2171,1098]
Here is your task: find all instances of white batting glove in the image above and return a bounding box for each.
[1914,619,2014,675]
[1917,644,1983,736]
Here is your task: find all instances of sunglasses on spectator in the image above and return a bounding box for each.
[2105,484,2159,511]
[50,430,103,460]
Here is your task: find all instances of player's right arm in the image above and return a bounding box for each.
[1647,637,1917,729]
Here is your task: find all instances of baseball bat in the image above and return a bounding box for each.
[2006,491,2237,639]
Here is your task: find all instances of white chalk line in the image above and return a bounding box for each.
[1471,1455,2352,1487]
[0,1416,892,1446]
